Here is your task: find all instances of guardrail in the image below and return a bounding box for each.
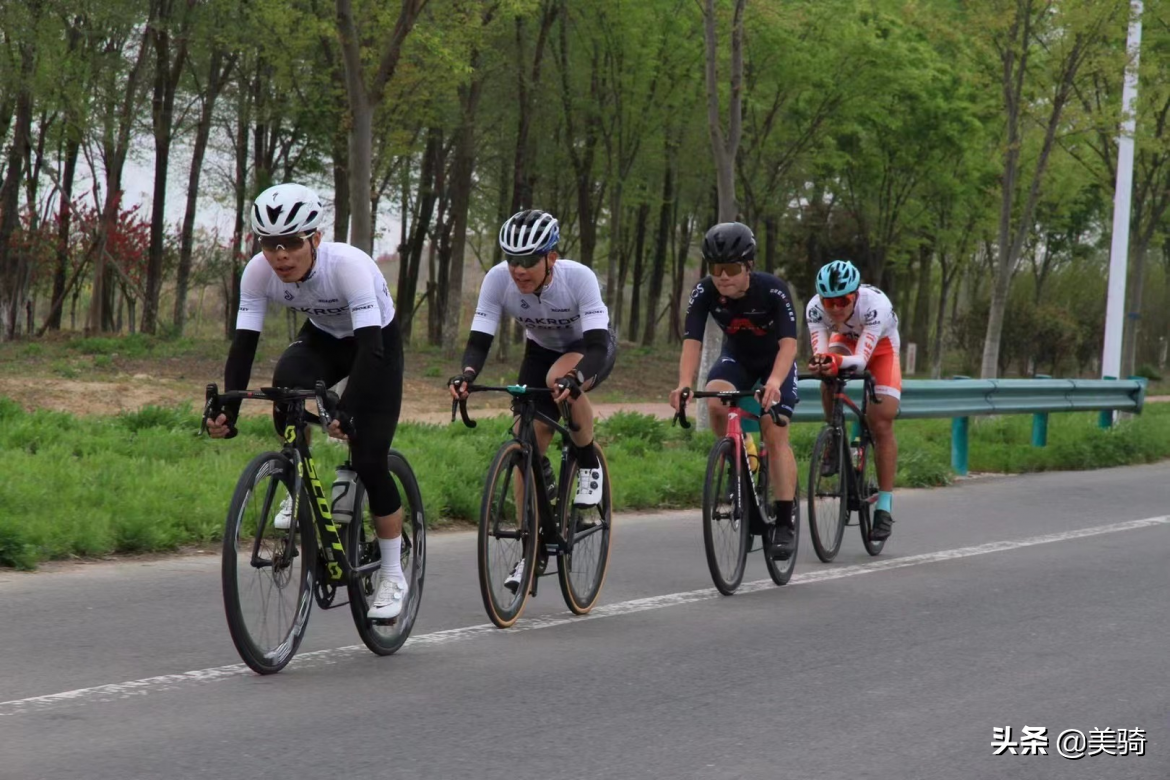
[743,375,1148,476]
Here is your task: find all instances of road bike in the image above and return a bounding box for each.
[807,370,885,561]
[204,381,425,674]
[454,383,612,628]
[674,388,799,594]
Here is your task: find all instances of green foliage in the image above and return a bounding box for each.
[4,399,1167,569]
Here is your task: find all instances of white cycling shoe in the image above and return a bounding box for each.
[272,495,294,530]
[574,468,604,506]
[368,575,409,621]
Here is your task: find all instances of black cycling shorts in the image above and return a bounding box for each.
[272,319,404,516]
[706,349,799,420]
[515,332,618,422]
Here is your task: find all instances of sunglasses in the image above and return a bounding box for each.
[822,294,856,309]
[711,262,746,278]
[505,253,547,269]
[259,233,314,252]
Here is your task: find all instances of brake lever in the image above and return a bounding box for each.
[201,383,221,435]
[673,387,692,429]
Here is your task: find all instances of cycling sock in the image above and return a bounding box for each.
[876,491,893,513]
[379,536,404,581]
[575,441,600,470]
[773,500,794,525]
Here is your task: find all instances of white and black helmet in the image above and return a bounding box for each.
[498,209,560,255]
[251,183,324,238]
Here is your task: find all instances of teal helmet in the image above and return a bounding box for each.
[815,260,861,297]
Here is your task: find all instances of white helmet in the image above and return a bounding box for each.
[251,183,324,237]
[498,209,560,255]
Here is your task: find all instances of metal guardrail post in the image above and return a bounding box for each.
[1099,376,1116,428]
[952,416,969,476]
[951,375,970,475]
[1032,374,1050,446]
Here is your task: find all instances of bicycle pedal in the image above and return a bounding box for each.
[370,616,398,626]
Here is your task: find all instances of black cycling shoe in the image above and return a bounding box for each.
[769,516,796,560]
[870,509,894,541]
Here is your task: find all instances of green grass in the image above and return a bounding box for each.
[1,397,1168,570]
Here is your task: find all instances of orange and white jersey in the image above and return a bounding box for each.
[806,285,900,367]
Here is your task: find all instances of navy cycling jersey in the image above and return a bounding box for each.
[683,272,798,360]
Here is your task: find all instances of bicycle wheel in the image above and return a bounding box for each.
[808,426,847,562]
[346,450,427,655]
[764,479,800,586]
[856,439,886,556]
[222,451,315,675]
[478,441,539,628]
[557,446,613,614]
[702,437,750,595]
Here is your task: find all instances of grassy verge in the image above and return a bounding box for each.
[2,398,1168,570]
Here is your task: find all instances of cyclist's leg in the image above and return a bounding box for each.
[819,335,855,418]
[546,330,617,451]
[864,347,901,492]
[515,339,562,456]
[347,320,409,617]
[760,361,798,503]
[705,351,754,438]
[271,321,348,440]
[864,347,901,539]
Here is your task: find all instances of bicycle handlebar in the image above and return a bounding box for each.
[449,383,579,432]
[672,387,789,430]
[202,381,353,437]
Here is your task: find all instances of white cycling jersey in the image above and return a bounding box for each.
[470,259,609,351]
[806,284,900,370]
[236,242,395,338]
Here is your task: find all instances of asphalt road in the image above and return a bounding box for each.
[2,463,1169,780]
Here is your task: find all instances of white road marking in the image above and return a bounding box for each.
[2,514,1166,716]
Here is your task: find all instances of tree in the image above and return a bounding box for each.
[335,0,428,253]
[976,0,1122,378]
[696,0,746,427]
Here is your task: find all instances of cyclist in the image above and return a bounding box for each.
[669,222,800,560]
[449,209,616,589]
[204,183,409,621]
[805,259,900,541]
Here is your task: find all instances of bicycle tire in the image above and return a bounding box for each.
[856,439,886,556]
[808,426,847,562]
[702,437,750,595]
[764,480,799,586]
[557,446,613,614]
[221,451,315,675]
[346,450,427,655]
[478,441,539,628]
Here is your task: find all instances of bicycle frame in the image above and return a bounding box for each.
[206,383,378,587]
[456,385,604,560]
[675,389,773,528]
[823,371,879,512]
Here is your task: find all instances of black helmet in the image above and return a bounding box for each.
[701,222,757,265]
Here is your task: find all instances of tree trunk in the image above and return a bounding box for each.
[89,28,152,336]
[763,214,777,273]
[0,11,37,341]
[441,45,487,356]
[335,0,426,254]
[227,72,250,341]
[697,0,746,426]
[398,129,440,342]
[670,214,693,344]
[47,131,81,332]
[911,242,933,371]
[144,0,194,335]
[628,202,650,340]
[643,152,674,346]
[174,47,232,335]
